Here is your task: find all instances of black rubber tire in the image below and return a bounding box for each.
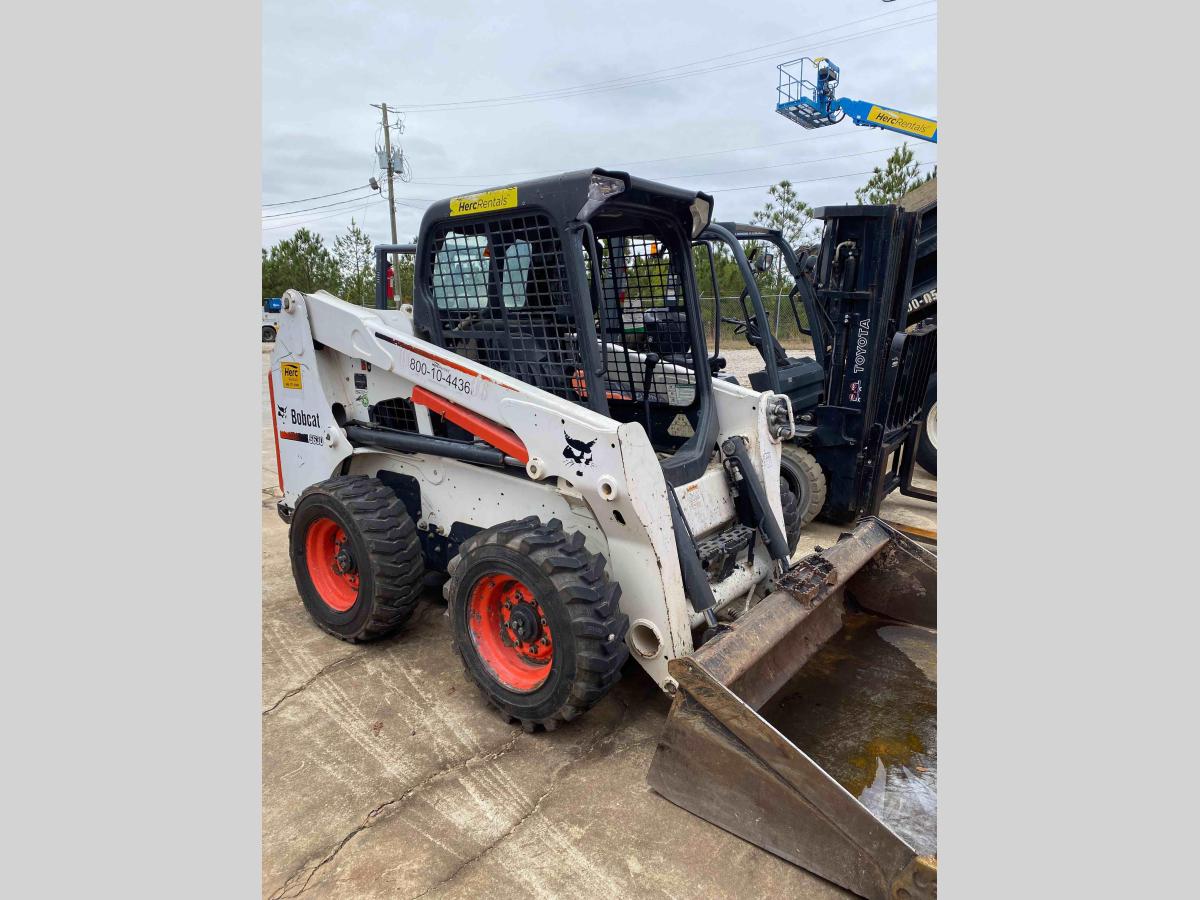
[445,516,629,732]
[779,443,827,527]
[780,480,801,556]
[262,326,276,342]
[916,373,937,476]
[290,475,425,642]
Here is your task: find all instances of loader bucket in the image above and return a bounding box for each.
[647,518,937,899]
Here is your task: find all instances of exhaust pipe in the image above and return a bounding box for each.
[647,518,937,899]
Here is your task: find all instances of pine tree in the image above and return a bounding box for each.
[854,144,929,205]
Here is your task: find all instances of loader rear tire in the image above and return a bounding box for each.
[916,374,937,476]
[779,443,826,527]
[262,326,276,342]
[290,475,425,642]
[445,516,629,732]
[780,480,801,556]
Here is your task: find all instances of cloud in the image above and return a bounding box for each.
[263,0,936,247]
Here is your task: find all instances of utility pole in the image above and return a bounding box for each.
[371,102,401,307]
[379,103,399,247]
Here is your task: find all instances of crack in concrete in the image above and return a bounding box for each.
[262,649,370,716]
[404,697,632,900]
[267,729,524,900]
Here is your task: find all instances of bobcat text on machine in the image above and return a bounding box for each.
[269,169,938,899]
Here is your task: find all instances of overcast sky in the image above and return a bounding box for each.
[262,0,936,249]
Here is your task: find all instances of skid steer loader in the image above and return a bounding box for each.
[269,168,937,898]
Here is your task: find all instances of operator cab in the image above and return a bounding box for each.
[411,169,717,486]
[694,222,826,417]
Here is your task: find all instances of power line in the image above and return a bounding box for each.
[409,129,875,184]
[262,126,915,210]
[261,198,389,232]
[263,159,936,233]
[261,190,380,219]
[392,15,935,113]
[410,143,911,191]
[392,2,935,111]
[705,160,936,193]
[262,183,376,207]
[262,160,934,238]
[262,132,850,209]
[368,159,937,204]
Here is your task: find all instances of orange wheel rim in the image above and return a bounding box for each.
[467,574,552,692]
[305,517,360,612]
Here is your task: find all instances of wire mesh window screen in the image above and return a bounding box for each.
[427,214,581,400]
[592,235,698,407]
[370,397,419,432]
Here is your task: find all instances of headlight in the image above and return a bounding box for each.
[689,196,712,238]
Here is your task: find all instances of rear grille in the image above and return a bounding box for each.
[882,320,936,432]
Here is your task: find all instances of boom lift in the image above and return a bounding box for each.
[776,57,938,143]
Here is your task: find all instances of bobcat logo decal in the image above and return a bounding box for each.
[276,404,288,419]
[562,431,597,466]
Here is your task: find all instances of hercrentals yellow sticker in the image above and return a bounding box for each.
[866,106,938,139]
[449,186,518,217]
[280,362,302,390]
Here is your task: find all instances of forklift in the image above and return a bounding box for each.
[696,201,936,524]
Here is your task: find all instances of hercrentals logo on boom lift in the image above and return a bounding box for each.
[865,106,938,139]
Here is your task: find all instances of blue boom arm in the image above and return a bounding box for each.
[775,58,938,144]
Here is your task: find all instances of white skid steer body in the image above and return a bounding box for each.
[270,289,791,690]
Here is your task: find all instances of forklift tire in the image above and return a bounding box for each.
[262,326,276,342]
[779,444,827,527]
[916,374,937,477]
[780,481,801,556]
[290,475,425,642]
[445,516,629,732]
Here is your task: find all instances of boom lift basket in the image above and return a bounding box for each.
[775,57,841,129]
[647,518,937,899]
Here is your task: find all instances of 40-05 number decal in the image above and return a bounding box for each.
[409,355,474,397]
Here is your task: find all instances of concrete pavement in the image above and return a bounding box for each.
[261,344,935,899]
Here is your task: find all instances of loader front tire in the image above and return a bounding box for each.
[779,443,826,527]
[290,475,425,642]
[780,480,801,556]
[445,517,629,732]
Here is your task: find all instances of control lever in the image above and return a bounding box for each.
[641,352,661,437]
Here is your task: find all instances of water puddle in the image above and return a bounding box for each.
[759,611,937,856]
